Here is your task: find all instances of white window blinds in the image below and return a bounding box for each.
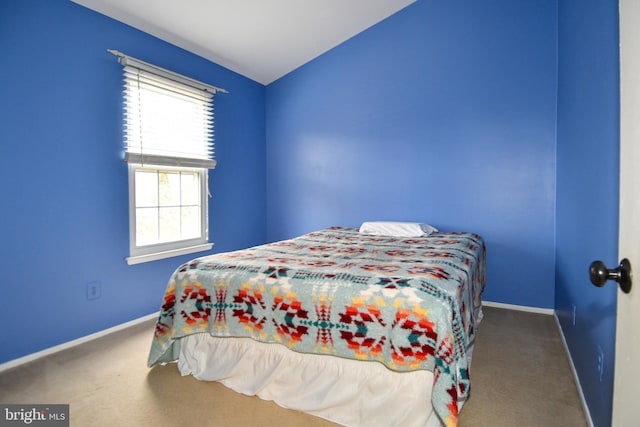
[111,50,227,169]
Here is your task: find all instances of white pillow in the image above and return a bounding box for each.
[358,221,438,237]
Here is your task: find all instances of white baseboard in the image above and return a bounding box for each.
[0,311,159,374]
[553,313,595,427]
[482,300,555,315]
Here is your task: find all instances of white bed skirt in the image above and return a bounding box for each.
[178,334,445,427]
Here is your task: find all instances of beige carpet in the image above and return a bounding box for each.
[0,307,588,427]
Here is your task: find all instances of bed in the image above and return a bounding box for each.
[148,225,486,427]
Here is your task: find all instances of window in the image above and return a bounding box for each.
[111,50,227,264]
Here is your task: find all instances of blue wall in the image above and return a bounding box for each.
[0,0,266,364]
[266,0,558,309]
[556,1,619,426]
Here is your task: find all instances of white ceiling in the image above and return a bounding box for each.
[72,0,416,85]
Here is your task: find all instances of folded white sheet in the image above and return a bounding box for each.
[358,221,438,237]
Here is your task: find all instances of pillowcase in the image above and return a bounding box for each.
[358,221,438,237]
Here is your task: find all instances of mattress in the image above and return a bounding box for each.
[148,226,486,426]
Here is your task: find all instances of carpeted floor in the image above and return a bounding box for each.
[0,306,588,426]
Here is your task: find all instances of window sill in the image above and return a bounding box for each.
[126,243,214,265]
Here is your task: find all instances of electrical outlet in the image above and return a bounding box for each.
[597,346,604,382]
[572,304,576,326]
[86,281,102,300]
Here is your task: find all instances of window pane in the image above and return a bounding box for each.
[159,172,180,206]
[182,206,201,240]
[135,170,158,207]
[136,207,158,246]
[159,207,181,243]
[181,172,200,205]
[131,165,207,252]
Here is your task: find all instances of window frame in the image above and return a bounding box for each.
[125,163,212,266]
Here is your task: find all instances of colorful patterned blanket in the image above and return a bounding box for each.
[148,226,486,427]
